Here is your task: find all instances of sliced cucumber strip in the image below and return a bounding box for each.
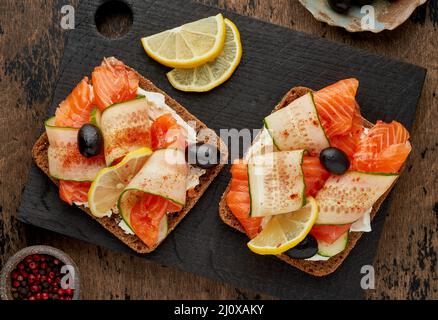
[157,215,168,243]
[118,148,188,228]
[248,150,305,217]
[45,118,105,181]
[244,127,276,160]
[318,231,349,257]
[264,92,329,155]
[316,172,398,225]
[101,96,151,166]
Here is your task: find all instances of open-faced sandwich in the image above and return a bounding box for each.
[219,78,412,276]
[33,57,226,253]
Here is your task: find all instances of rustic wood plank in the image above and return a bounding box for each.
[18,0,425,299]
[1,0,436,300]
[0,0,72,266]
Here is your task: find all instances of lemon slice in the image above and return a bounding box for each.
[247,197,318,255]
[88,147,153,218]
[141,14,226,68]
[167,18,242,92]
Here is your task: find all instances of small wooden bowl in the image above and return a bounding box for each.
[0,245,80,300]
[299,0,427,33]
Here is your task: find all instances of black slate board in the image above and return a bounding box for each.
[17,0,426,299]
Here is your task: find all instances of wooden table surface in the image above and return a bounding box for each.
[0,0,437,300]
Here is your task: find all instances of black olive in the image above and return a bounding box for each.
[78,124,103,158]
[284,235,318,259]
[185,142,220,169]
[328,0,352,14]
[320,147,350,175]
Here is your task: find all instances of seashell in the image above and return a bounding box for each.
[299,0,428,33]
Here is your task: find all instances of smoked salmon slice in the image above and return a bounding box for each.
[352,120,411,173]
[328,102,364,158]
[59,181,91,205]
[151,113,187,151]
[302,156,330,197]
[130,194,168,248]
[226,161,263,239]
[54,77,94,128]
[130,193,182,248]
[314,78,359,137]
[92,57,139,110]
[310,224,352,245]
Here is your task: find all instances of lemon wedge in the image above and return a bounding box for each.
[167,18,242,92]
[247,197,318,255]
[88,147,153,218]
[141,14,226,68]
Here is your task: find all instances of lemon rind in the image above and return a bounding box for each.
[141,14,227,69]
[247,197,319,255]
[166,18,242,92]
[88,147,153,218]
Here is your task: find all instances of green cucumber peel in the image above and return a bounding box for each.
[101,95,147,115]
[309,92,330,147]
[44,117,78,130]
[262,120,280,150]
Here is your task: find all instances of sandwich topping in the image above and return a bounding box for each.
[45,57,209,249]
[226,78,411,260]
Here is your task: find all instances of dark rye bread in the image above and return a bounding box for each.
[32,66,227,254]
[219,86,401,277]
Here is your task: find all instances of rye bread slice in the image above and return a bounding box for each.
[219,86,401,277]
[32,66,227,254]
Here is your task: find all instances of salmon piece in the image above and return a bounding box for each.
[92,57,139,110]
[59,181,91,205]
[314,78,359,137]
[352,121,411,173]
[230,161,249,180]
[54,77,94,128]
[130,194,167,248]
[302,156,330,197]
[310,224,352,245]
[230,178,249,193]
[330,134,359,158]
[350,102,364,135]
[226,191,251,216]
[151,113,187,151]
[226,161,263,239]
[329,102,364,158]
[130,193,182,248]
[166,202,183,213]
[326,100,363,157]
